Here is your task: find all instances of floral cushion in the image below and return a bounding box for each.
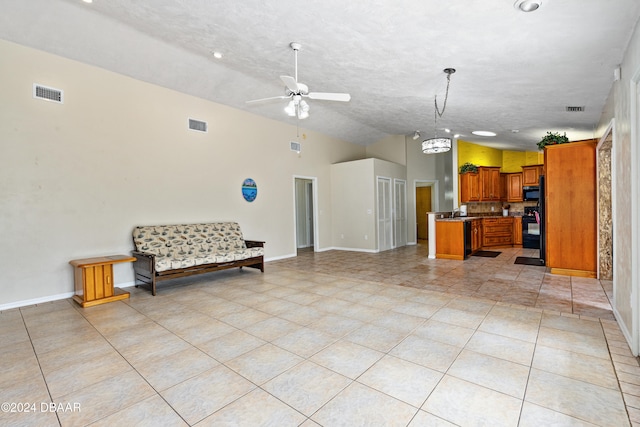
[132,222,263,272]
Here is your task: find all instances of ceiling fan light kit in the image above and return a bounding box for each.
[247,42,351,120]
[422,68,456,154]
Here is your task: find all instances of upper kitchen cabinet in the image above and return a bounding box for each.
[522,164,544,186]
[479,166,501,201]
[460,166,501,202]
[500,173,508,201]
[506,173,524,202]
[544,140,597,277]
[460,172,480,203]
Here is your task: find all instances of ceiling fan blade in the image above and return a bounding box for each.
[246,95,288,104]
[280,75,300,93]
[308,92,351,102]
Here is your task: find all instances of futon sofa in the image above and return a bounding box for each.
[131,222,264,295]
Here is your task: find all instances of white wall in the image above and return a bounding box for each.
[596,18,640,353]
[0,40,366,306]
[405,135,453,244]
[366,135,406,166]
[330,158,407,252]
[330,159,376,251]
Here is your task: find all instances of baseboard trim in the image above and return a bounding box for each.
[0,291,75,311]
[331,247,378,253]
[266,253,297,262]
[614,305,635,356]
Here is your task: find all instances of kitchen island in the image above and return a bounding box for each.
[435,217,478,260]
[434,215,520,260]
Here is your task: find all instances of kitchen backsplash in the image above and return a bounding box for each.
[464,201,537,216]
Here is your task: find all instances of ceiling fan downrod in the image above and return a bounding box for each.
[290,42,302,84]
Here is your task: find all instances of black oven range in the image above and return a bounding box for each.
[522,206,540,249]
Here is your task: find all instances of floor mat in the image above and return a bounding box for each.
[472,251,501,258]
[515,256,545,266]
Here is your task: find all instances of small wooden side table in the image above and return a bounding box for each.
[69,255,136,308]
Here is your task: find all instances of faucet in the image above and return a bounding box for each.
[451,208,459,218]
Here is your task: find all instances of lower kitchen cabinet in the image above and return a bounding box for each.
[435,217,518,260]
[435,220,472,260]
[513,217,522,245]
[482,217,514,247]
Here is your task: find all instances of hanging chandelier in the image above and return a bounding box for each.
[422,68,456,154]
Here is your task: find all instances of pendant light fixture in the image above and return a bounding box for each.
[422,68,456,154]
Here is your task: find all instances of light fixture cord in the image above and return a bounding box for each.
[433,70,452,137]
[434,71,452,118]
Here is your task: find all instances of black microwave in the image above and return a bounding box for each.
[523,186,540,201]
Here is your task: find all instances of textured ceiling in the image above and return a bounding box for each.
[2,0,639,150]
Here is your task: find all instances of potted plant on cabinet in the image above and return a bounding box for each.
[460,162,478,173]
[537,131,569,150]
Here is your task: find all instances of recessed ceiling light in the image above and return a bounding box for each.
[514,0,541,12]
[444,128,451,133]
[472,130,497,137]
[211,51,223,59]
[82,0,93,3]
[511,129,520,133]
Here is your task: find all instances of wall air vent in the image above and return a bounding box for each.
[290,141,301,153]
[188,118,208,133]
[33,84,63,104]
[565,106,585,112]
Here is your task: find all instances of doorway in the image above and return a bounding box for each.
[416,186,432,242]
[294,177,316,252]
[415,181,437,243]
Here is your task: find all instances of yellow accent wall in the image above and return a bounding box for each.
[526,151,544,164]
[458,140,543,172]
[458,140,502,169]
[502,151,527,172]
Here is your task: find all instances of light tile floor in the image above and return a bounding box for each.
[1,245,638,426]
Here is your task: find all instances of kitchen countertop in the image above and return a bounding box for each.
[435,216,478,222]
[435,215,522,222]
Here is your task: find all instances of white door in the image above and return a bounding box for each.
[394,179,407,247]
[377,177,393,251]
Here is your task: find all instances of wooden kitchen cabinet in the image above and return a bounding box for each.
[513,217,522,245]
[482,217,513,247]
[544,140,597,277]
[506,173,524,202]
[435,220,466,260]
[471,219,483,252]
[522,164,544,186]
[478,167,501,201]
[500,173,508,201]
[460,172,480,203]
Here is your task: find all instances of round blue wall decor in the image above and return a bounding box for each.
[242,178,258,202]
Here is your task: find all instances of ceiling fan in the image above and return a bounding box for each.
[246,42,351,120]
